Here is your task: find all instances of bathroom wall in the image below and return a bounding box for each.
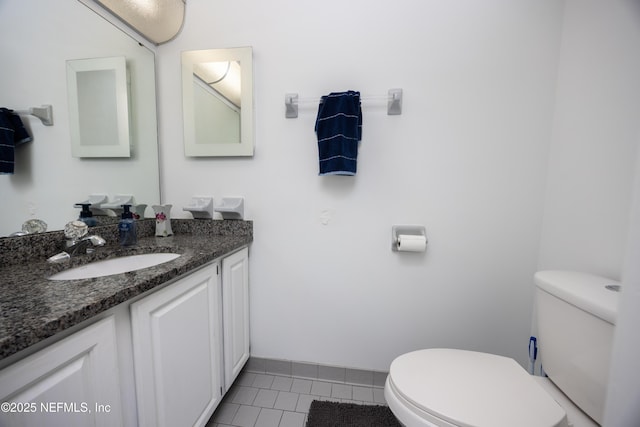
[157,0,565,370]
[537,0,640,280]
[605,146,640,426]
[540,0,640,424]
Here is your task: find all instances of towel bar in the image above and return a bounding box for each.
[285,88,402,118]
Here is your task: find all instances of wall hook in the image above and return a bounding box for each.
[285,93,299,118]
[387,89,402,115]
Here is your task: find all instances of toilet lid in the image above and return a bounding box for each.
[388,349,567,427]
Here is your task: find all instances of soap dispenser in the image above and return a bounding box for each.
[118,204,137,246]
[75,203,97,227]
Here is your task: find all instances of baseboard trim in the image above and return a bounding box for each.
[243,356,388,388]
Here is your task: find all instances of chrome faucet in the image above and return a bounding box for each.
[47,235,106,263]
[66,235,106,256]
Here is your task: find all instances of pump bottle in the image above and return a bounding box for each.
[75,203,97,227]
[119,204,137,246]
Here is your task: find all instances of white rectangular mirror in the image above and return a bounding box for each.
[67,56,131,157]
[182,47,254,157]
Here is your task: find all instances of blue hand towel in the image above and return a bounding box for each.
[1,108,32,175]
[314,91,362,176]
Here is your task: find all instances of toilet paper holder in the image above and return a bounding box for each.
[392,225,428,252]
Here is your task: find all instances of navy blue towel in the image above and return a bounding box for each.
[314,91,362,176]
[1,108,32,175]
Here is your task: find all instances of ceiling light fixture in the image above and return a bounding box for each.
[93,0,185,44]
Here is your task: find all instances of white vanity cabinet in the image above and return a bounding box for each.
[222,247,250,390]
[130,262,223,427]
[0,316,123,427]
[0,245,250,427]
[130,246,250,427]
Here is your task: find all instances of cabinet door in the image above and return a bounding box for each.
[222,247,250,389]
[0,316,123,427]
[131,263,222,427]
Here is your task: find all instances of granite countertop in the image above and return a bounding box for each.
[0,219,252,361]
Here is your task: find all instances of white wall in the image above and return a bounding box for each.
[539,1,640,424]
[538,0,640,279]
[158,0,564,370]
[605,142,640,427]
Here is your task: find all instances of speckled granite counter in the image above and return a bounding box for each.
[0,219,252,361]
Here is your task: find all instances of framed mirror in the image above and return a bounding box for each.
[181,47,254,157]
[66,56,131,158]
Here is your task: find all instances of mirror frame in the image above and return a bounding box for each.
[181,47,254,157]
[66,56,131,158]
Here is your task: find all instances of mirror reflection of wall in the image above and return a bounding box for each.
[182,47,254,157]
[0,0,160,237]
[67,56,131,157]
[78,70,120,146]
[193,61,241,145]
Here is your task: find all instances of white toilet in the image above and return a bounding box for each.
[385,270,619,427]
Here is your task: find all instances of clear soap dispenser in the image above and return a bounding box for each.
[118,204,137,246]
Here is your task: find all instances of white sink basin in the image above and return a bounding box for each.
[48,253,181,281]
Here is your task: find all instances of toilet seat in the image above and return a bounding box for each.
[385,349,568,427]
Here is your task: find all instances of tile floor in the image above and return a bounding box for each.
[206,371,388,427]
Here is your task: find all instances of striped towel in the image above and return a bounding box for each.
[314,91,362,176]
[1,108,32,175]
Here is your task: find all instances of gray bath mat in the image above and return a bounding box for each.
[306,400,402,427]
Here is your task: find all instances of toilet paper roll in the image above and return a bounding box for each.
[396,234,427,252]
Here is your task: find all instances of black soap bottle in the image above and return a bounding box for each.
[119,204,137,246]
[75,203,97,227]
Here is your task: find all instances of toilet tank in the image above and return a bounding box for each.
[535,270,619,426]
